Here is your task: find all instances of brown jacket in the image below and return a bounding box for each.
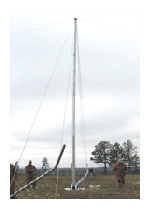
[25,164,36,174]
[113,163,127,176]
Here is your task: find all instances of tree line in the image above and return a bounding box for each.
[90,139,140,175]
[19,139,139,175]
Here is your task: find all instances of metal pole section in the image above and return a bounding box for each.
[71,17,77,189]
[10,144,66,198]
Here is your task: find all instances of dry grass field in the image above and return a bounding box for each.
[14,174,140,199]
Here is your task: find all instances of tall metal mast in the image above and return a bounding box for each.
[71,17,77,189]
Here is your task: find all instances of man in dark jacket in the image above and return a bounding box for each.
[25,160,36,189]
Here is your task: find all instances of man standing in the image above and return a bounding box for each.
[25,160,36,189]
[10,164,18,199]
[88,167,94,177]
[113,160,127,187]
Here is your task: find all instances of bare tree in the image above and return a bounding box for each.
[42,157,49,171]
[15,161,19,171]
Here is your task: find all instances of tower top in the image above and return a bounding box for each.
[74,17,77,20]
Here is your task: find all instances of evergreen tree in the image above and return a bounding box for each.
[110,142,123,165]
[122,139,138,172]
[90,141,113,175]
[132,153,140,173]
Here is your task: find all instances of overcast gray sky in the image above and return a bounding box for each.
[10,9,140,168]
